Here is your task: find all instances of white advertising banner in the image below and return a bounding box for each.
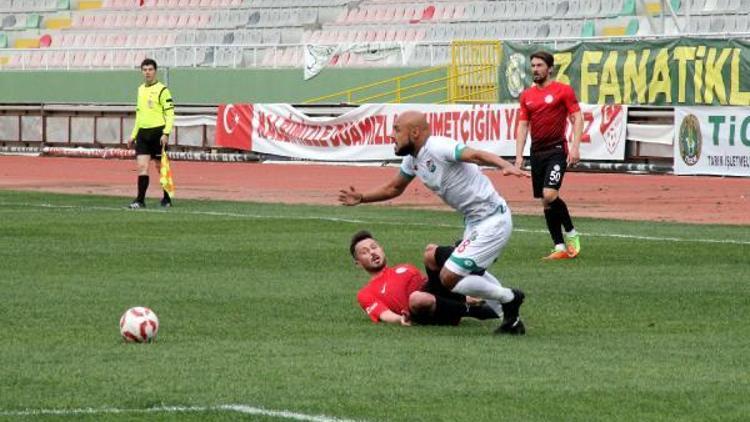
[674,106,750,176]
[216,103,627,162]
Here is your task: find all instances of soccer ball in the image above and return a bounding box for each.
[119,307,159,343]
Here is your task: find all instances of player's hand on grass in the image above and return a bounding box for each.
[338,186,363,206]
[400,313,412,326]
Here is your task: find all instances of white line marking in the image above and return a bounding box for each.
[0,404,363,421]
[2,201,749,246]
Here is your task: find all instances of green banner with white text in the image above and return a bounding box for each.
[501,38,750,106]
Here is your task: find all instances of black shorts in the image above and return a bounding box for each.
[410,245,468,326]
[421,245,466,302]
[135,126,166,159]
[530,148,567,198]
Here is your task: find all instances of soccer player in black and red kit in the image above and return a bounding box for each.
[515,51,583,260]
[349,231,519,331]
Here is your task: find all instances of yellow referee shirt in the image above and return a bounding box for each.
[130,81,175,139]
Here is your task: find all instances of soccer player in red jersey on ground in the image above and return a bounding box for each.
[350,230,501,327]
[515,51,583,260]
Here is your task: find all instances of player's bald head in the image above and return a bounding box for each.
[391,110,430,157]
[396,111,428,131]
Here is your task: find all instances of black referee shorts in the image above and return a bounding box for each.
[530,147,567,198]
[135,126,166,159]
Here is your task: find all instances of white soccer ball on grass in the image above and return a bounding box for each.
[119,306,159,343]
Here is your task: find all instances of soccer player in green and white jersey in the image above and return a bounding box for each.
[339,111,530,335]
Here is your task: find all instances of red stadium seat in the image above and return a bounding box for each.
[39,34,52,48]
[416,5,435,23]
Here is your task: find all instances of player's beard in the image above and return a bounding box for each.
[533,72,548,84]
[368,256,386,273]
[394,137,415,157]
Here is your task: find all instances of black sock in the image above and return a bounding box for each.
[544,206,565,245]
[432,296,469,325]
[137,175,149,203]
[552,198,574,232]
[467,303,500,320]
[162,190,171,202]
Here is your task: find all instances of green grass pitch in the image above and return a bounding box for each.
[1,190,748,421]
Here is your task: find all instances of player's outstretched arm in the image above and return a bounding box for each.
[338,172,412,206]
[459,147,530,178]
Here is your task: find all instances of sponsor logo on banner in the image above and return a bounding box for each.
[674,107,750,176]
[678,114,702,166]
[505,53,529,99]
[214,103,626,161]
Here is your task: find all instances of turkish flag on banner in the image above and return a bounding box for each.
[216,103,253,150]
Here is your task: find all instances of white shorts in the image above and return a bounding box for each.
[444,206,513,276]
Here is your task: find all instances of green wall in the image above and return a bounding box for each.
[0,70,140,103]
[0,67,439,104]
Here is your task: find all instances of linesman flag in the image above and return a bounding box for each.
[160,148,175,198]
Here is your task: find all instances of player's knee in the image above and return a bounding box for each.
[423,244,438,270]
[542,190,559,207]
[409,291,435,314]
[439,267,461,290]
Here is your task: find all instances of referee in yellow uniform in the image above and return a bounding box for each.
[127,58,175,209]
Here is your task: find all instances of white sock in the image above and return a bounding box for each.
[452,274,515,304]
[566,229,578,237]
[484,299,504,317]
[555,243,567,251]
[478,271,505,316]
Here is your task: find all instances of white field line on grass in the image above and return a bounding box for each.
[2,201,750,246]
[0,404,363,421]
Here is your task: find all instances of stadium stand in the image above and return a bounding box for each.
[0,0,747,69]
